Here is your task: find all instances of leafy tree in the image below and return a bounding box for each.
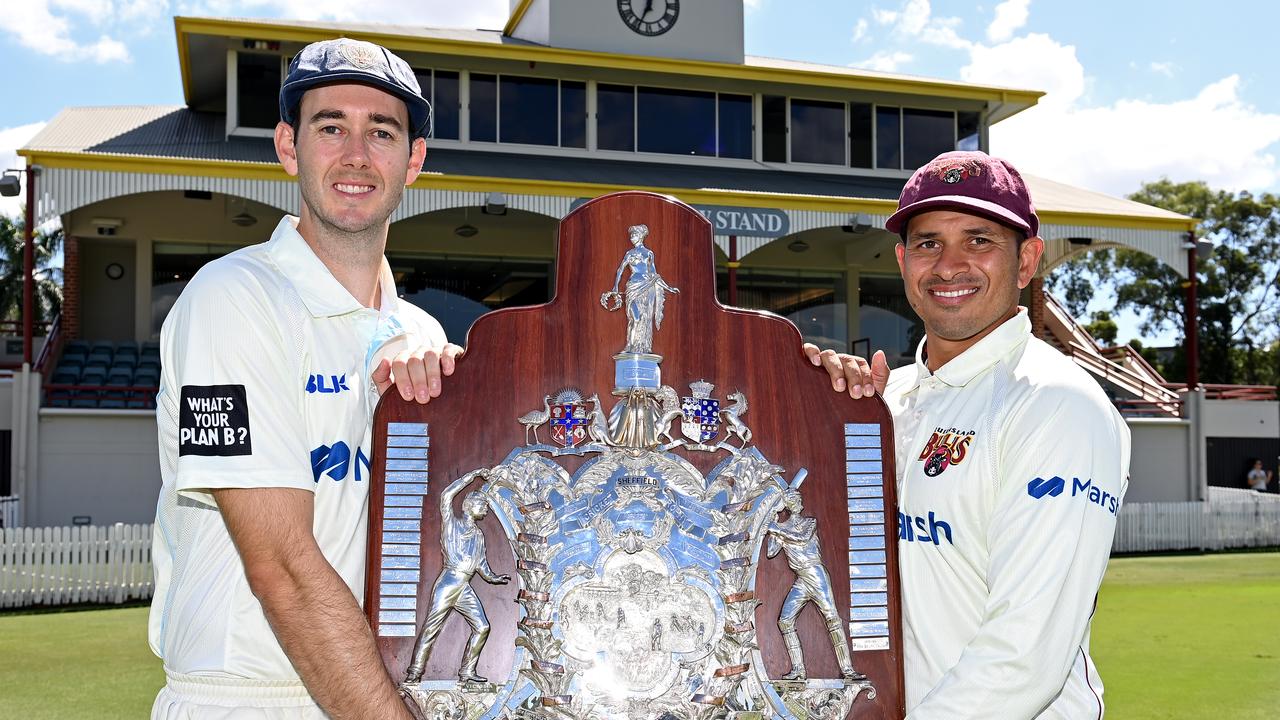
[1085,310,1118,346]
[1047,179,1280,385]
[0,213,63,325]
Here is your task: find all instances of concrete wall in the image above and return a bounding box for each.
[30,410,160,526]
[1202,399,1279,438]
[512,0,745,64]
[1126,418,1196,503]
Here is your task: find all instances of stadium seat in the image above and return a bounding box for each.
[81,368,107,386]
[107,368,134,385]
[65,340,90,355]
[137,357,160,372]
[90,341,114,355]
[134,368,160,387]
[52,369,80,385]
[70,395,98,409]
[60,351,87,368]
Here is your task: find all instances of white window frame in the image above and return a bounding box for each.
[226,50,285,139]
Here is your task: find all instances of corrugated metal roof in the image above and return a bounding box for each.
[26,106,277,163]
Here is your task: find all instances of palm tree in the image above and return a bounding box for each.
[0,213,63,326]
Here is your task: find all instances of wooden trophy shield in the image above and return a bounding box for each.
[367,192,904,719]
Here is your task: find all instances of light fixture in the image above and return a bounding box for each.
[788,239,809,253]
[483,191,507,216]
[0,171,20,198]
[454,224,479,238]
[841,212,872,234]
[229,198,257,227]
[1066,237,1093,246]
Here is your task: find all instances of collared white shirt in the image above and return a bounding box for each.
[149,216,445,681]
[883,309,1130,719]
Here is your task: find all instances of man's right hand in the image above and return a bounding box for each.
[802,345,891,398]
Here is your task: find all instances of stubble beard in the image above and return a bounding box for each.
[298,173,405,263]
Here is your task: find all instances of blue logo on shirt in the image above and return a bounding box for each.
[310,441,370,482]
[898,510,954,545]
[1027,476,1119,514]
[1027,476,1066,498]
[306,374,350,394]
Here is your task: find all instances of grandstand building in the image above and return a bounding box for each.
[5,0,1276,526]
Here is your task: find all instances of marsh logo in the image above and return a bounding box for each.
[1026,476,1065,498]
[1027,476,1119,514]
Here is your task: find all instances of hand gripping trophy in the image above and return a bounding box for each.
[767,490,865,682]
[404,470,511,685]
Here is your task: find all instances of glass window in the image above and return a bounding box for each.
[762,95,787,163]
[638,87,715,156]
[790,99,845,165]
[957,110,981,152]
[597,84,635,151]
[470,73,497,143]
[716,268,847,349]
[849,102,873,168]
[561,81,587,148]
[859,274,922,368]
[389,255,552,343]
[499,76,558,146]
[237,53,281,130]
[433,71,460,140]
[718,93,752,159]
[152,242,242,337]
[876,106,901,170]
[903,108,955,169]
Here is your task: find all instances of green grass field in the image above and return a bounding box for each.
[0,553,1276,718]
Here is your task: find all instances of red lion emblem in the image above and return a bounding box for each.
[930,158,984,185]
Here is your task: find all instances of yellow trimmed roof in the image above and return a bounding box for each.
[174,15,1042,123]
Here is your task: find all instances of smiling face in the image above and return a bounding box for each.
[896,210,1043,370]
[275,82,426,240]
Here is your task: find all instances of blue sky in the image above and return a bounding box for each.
[2,0,1278,343]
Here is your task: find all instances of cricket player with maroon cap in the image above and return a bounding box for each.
[812,150,1130,718]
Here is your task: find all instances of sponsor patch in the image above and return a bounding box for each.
[179,384,251,456]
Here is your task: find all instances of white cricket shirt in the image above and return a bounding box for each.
[883,309,1130,719]
[149,216,445,682]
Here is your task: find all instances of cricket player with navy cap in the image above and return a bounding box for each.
[148,38,457,719]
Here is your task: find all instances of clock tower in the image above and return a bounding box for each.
[506,0,745,64]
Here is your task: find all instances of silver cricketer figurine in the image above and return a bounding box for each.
[405,469,511,685]
[767,490,864,682]
[600,224,679,355]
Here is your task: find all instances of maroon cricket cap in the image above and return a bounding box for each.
[885,150,1039,238]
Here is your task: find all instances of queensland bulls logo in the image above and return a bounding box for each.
[918,427,975,477]
[929,158,984,185]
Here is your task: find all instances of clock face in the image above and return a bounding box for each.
[617,0,680,37]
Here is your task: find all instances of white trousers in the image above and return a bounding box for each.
[151,671,326,719]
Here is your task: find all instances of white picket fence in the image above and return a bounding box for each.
[1113,500,1280,553]
[0,523,153,608]
[0,495,19,528]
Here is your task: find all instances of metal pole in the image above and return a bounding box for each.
[727,235,738,306]
[1185,231,1199,390]
[22,166,35,366]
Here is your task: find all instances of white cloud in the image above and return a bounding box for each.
[5,1,132,62]
[986,0,1030,43]
[744,0,764,11]
[988,74,1280,196]
[1149,61,1175,77]
[867,0,968,50]
[179,0,509,28]
[857,50,914,72]
[0,122,49,220]
[961,32,1084,107]
[852,18,869,43]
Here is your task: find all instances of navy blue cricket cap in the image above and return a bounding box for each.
[279,39,432,140]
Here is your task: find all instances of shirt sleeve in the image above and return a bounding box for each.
[907,384,1130,719]
[161,265,312,504]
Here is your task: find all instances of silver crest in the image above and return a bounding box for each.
[338,40,380,69]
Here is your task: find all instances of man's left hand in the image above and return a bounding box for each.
[372,343,465,404]
[802,344,889,399]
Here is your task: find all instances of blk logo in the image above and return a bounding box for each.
[1027,476,1066,499]
[306,374,350,394]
